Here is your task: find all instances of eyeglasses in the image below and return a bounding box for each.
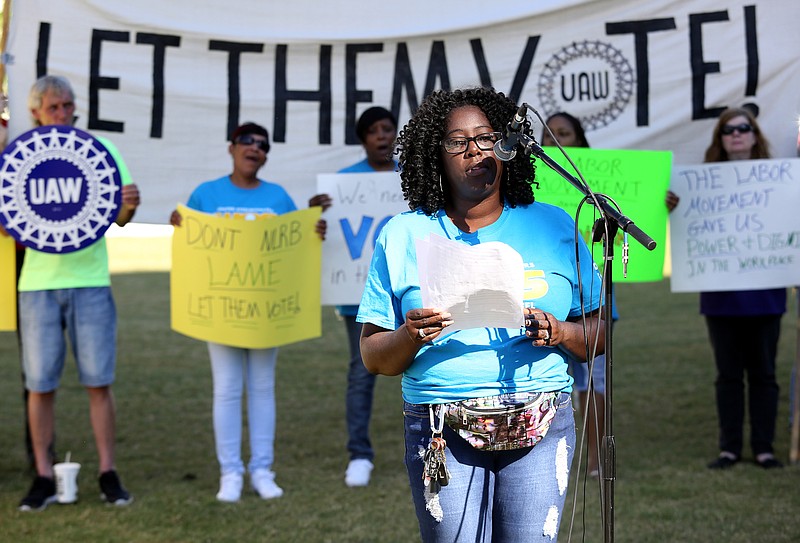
[441,132,501,154]
[721,123,753,136]
[235,134,270,152]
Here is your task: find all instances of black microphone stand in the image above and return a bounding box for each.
[507,129,656,543]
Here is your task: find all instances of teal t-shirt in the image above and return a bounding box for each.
[357,203,602,404]
[186,175,296,217]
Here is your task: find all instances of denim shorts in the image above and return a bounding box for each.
[403,392,575,541]
[20,287,117,392]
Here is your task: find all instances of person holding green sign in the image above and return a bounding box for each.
[541,112,612,478]
[541,111,680,478]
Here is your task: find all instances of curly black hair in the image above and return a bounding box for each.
[396,87,537,215]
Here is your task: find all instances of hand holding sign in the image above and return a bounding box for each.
[170,204,323,349]
[669,158,800,292]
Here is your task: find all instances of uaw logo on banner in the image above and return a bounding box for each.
[538,40,635,130]
[0,126,122,253]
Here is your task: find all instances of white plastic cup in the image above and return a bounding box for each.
[54,462,81,504]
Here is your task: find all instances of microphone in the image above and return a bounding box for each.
[493,104,528,162]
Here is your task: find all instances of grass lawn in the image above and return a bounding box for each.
[0,273,798,542]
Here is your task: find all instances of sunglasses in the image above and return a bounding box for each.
[235,134,270,152]
[721,123,753,136]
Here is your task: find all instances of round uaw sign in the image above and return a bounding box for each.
[537,40,635,131]
[0,125,122,253]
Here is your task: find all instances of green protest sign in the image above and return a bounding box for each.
[533,147,672,282]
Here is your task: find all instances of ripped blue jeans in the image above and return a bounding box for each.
[403,392,574,543]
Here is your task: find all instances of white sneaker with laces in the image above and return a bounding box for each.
[345,459,374,487]
[251,469,283,500]
[216,472,243,503]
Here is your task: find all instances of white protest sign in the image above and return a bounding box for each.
[317,171,407,305]
[669,158,800,292]
[416,234,525,332]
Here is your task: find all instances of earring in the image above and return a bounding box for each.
[439,174,444,194]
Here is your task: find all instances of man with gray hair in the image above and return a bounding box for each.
[16,75,140,511]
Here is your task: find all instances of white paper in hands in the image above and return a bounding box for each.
[416,234,525,333]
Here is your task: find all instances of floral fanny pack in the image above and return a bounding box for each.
[442,391,560,451]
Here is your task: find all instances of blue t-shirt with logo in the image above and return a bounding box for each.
[357,203,602,404]
[186,175,296,217]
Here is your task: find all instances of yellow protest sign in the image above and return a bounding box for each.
[170,204,322,349]
[1,236,16,331]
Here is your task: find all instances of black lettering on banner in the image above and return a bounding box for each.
[345,43,383,145]
[562,72,609,102]
[507,36,540,104]
[606,18,677,127]
[89,29,130,132]
[136,32,181,139]
[689,11,729,120]
[743,5,759,97]
[208,40,265,141]
[390,41,453,119]
[470,39,492,88]
[424,41,450,96]
[391,43,419,116]
[470,36,540,103]
[274,44,333,144]
[36,22,51,78]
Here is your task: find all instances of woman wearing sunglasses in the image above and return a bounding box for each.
[700,108,785,470]
[170,122,330,502]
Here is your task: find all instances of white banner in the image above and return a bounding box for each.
[4,0,800,224]
[669,158,800,292]
[317,172,406,305]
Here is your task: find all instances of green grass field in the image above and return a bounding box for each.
[1,274,798,542]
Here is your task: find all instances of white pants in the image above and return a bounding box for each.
[207,342,278,475]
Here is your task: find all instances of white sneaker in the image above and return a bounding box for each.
[216,472,243,503]
[345,459,374,487]
[251,469,283,500]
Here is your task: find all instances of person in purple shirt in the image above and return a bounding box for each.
[697,107,785,470]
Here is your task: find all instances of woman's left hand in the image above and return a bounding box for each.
[315,218,327,240]
[665,190,680,212]
[121,183,141,210]
[309,193,333,211]
[524,307,557,346]
[525,307,605,358]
